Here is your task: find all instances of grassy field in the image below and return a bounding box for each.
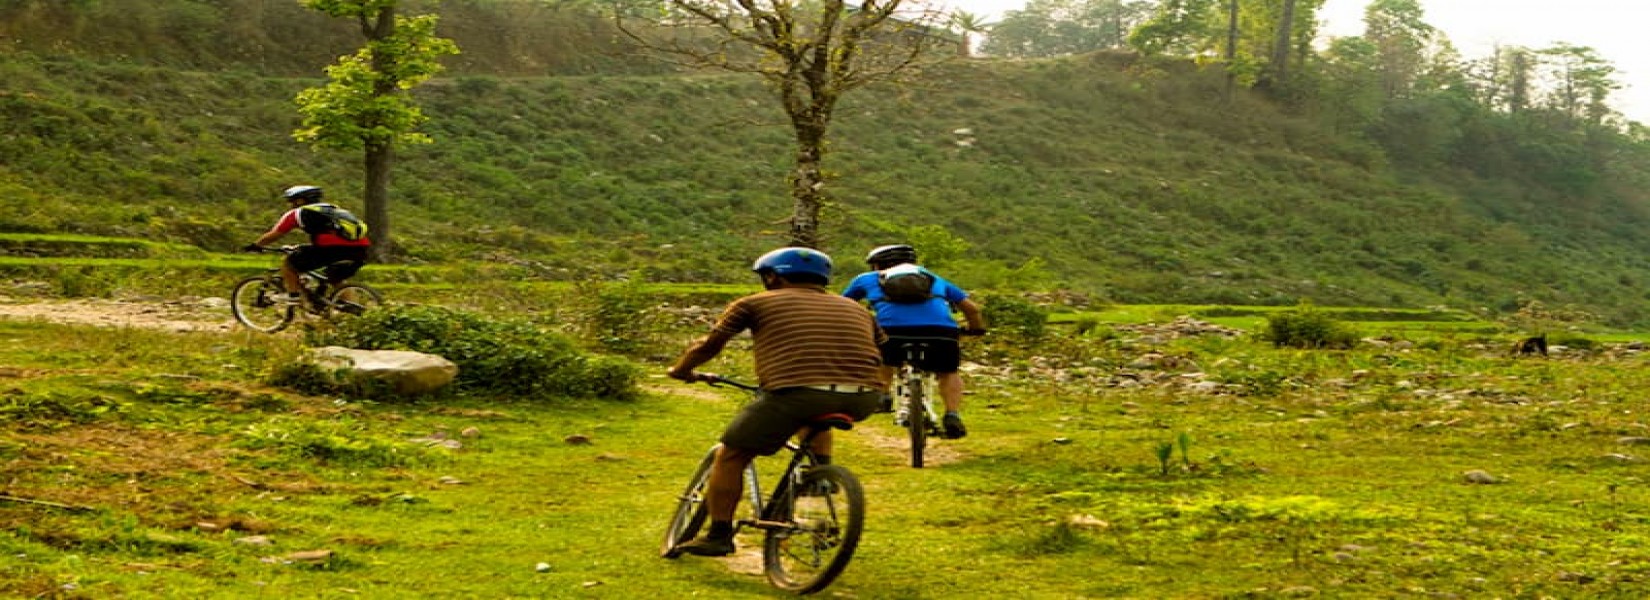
[4,285,1650,598]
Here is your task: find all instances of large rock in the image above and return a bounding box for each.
[310,346,458,395]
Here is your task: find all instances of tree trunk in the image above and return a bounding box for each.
[364,4,397,262]
[1224,0,1239,99]
[787,121,828,249]
[364,141,394,261]
[1267,0,1296,89]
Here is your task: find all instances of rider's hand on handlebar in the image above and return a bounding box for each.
[962,327,987,337]
[241,243,263,253]
[668,369,719,384]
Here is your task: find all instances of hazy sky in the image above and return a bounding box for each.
[935,0,1646,124]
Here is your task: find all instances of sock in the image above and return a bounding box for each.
[946,410,960,417]
[707,520,734,539]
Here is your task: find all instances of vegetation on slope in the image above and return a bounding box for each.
[2,0,1649,326]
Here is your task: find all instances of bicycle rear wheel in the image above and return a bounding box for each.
[230,275,294,333]
[905,372,927,468]
[328,283,383,318]
[660,446,718,559]
[763,464,865,594]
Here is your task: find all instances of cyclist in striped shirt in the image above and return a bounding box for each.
[666,247,885,557]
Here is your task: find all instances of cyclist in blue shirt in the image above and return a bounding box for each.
[842,244,986,438]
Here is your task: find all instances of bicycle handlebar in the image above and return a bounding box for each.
[701,375,759,392]
[242,244,299,254]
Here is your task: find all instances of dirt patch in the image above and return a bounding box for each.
[0,295,237,332]
[854,420,964,466]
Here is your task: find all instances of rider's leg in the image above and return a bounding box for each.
[937,371,964,413]
[679,444,755,556]
[705,444,756,525]
[938,371,968,438]
[279,260,303,296]
[806,429,833,462]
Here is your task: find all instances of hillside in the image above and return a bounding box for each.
[4,2,1650,325]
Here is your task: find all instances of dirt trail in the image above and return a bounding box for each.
[0,295,238,333]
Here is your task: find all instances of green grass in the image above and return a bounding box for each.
[5,296,1650,597]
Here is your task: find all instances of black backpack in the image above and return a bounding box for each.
[298,203,369,241]
[878,266,936,303]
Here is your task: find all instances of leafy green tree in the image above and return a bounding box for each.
[619,0,946,248]
[979,0,1149,58]
[1359,0,1434,99]
[1536,43,1620,125]
[1129,0,1321,91]
[1126,0,1221,58]
[293,0,459,260]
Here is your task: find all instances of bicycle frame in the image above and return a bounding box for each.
[661,377,865,594]
[231,246,379,332]
[895,343,942,433]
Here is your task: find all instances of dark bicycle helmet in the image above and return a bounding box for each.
[282,185,324,203]
[752,247,833,281]
[865,244,917,266]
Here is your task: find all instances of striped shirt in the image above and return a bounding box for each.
[711,286,885,391]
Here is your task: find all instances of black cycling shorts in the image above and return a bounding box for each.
[879,326,962,374]
[287,245,368,282]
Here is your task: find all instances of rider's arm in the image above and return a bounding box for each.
[668,331,732,381]
[253,210,301,246]
[956,298,986,332]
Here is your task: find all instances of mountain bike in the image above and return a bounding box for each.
[661,376,866,595]
[893,341,943,468]
[230,246,381,333]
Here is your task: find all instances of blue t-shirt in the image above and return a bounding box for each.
[841,266,968,328]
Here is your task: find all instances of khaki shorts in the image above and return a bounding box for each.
[720,387,881,455]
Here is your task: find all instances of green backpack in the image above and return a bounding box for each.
[298,203,369,241]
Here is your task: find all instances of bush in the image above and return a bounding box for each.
[304,305,640,400]
[1262,305,1360,349]
[978,293,1049,339]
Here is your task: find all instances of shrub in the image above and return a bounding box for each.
[1262,305,1360,349]
[978,293,1048,339]
[303,304,640,400]
[570,276,665,355]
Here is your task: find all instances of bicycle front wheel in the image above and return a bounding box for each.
[661,446,718,559]
[230,275,294,333]
[905,373,927,469]
[763,464,865,594]
[327,284,382,318]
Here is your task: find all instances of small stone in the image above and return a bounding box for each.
[285,549,333,563]
[1052,437,1073,445]
[1463,470,1500,484]
[564,434,592,445]
[535,562,551,573]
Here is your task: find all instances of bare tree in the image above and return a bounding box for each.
[619,0,947,248]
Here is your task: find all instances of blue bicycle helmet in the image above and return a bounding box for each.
[752,247,833,281]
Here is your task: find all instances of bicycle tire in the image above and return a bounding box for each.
[327,283,383,318]
[660,446,718,559]
[230,275,294,333]
[763,464,865,594]
[906,370,927,469]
